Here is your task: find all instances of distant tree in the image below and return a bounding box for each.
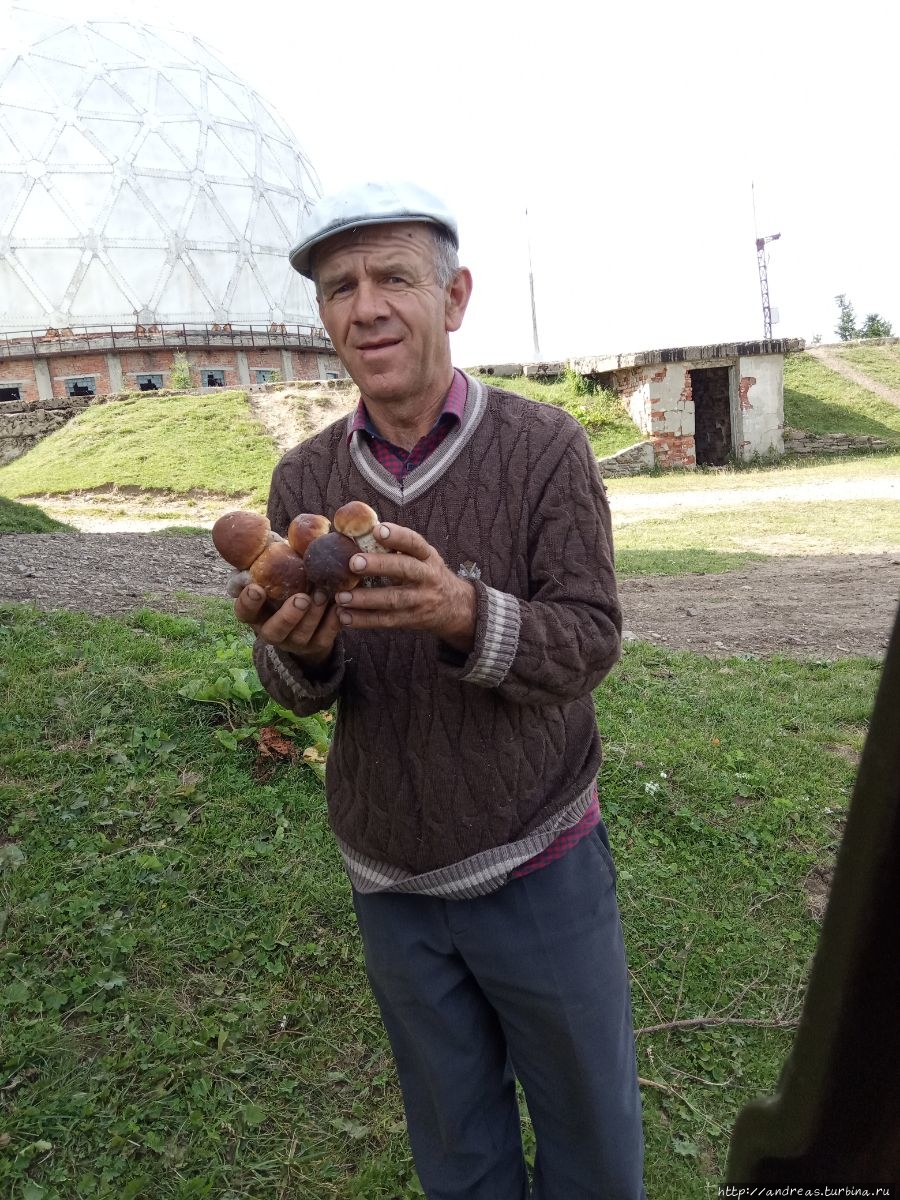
[811,333,823,345]
[859,313,893,338]
[834,294,858,341]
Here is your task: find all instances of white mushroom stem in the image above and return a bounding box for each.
[225,569,252,598]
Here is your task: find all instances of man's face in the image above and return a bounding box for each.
[314,223,471,406]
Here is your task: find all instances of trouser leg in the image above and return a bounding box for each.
[352,889,529,1200]
[454,823,646,1200]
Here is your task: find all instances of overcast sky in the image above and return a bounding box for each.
[12,0,900,365]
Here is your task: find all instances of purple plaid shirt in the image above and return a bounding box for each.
[349,370,601,878]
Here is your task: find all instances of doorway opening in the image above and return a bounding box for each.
[690,367,732,466]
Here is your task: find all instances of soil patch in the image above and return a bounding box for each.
[1,535,897,657]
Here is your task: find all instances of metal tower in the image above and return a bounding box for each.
[756,232,781,340]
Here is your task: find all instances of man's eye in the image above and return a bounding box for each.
[387,276,406,285]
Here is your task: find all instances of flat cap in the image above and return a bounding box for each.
[289,181,458,278]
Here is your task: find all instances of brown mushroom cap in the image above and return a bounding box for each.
[287,512,331,557]
[249,541,309,603]
[303,531,361,595]
[333,501,379,538]
[212,510,271,570]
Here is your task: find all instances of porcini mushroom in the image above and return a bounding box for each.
[287,512,332,557]
[212,510,308,605]
[333,501,383,555]
[303,532,362,597]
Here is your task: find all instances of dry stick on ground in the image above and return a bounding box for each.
[636,1015,799,1036]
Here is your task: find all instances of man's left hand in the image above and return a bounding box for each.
[335,523,476,654]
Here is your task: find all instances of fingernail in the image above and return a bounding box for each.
[313,591,327,605]
[379,525,390,539]
[351,555,366,571]
[336,591,353,605]
[338,611,352,625]
[292,594,309,610]
[248,586,264,601]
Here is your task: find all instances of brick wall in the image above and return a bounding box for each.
[0,360,40,406]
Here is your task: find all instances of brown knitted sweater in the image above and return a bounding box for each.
[253,373,622,876]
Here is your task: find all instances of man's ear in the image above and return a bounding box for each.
[445,268,473,333]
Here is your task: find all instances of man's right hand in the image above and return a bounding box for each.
[234,585,342,669]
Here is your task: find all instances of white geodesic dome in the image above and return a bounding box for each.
[0,4,320,332]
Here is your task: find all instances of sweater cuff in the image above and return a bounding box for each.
[455,582,522,688]
[262,640,345,702]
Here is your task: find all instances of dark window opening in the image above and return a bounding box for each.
[136,373,163,391]
[0,386,22,403]
[690,367,732,467]
[66,377,96,398]
[204,370,225,387]
[255,369,277,384]
[325,371,339,380]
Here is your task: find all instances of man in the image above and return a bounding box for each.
[234,181,645,1199]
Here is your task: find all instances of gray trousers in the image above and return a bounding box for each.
[351,822,646,1199]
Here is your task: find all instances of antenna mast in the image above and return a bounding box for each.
[753,183,781,340]
[525,208,541,359]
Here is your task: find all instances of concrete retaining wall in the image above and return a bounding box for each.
[597,440,655,477]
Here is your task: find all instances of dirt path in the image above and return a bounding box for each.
[609,475,900,519]
[246,384,357,456]
[807,347,900,408]
[1,534,897,658]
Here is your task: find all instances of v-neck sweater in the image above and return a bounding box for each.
[253,373,622,892]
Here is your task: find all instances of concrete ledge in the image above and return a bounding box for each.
[573,339,805,375]
[597,440,655,477]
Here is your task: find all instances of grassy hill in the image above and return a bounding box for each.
[0,391,278,510]
[474,373,643,458]
[784,351,900,442]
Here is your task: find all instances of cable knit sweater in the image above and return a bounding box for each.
[253,373,622,879]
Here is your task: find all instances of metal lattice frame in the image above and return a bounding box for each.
[0,4,320,331]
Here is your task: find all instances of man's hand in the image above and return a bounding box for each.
[234,584,342,669]
[335,523,477,654]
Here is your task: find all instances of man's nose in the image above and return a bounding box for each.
[350,280,389,324]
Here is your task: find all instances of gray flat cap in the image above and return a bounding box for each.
[289,181,458,278]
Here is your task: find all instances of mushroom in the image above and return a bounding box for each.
[303,532,362,598]
[333,501,390,587]
[287,512,332,557]
[212,510,308,605]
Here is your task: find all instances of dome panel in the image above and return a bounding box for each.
[45,125,109,166]
[11,181,80,238]
[79,116,141,160]
[213,183,253,236]
[1,6,320,330]
[69,255,135,316]
[0,259,48,319]
[132,130,187,172]
[27,54,91,105]
[103,183,164,239]
[185,189,234,243]
[154,257,213,317]
[78,76,140,116]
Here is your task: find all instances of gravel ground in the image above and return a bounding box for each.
[1,532,898,658]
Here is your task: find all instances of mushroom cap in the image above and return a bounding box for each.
[249,541,309,603]
[333,500,379,538]
[287,512,332,557]
[212,510,271,570]
[303,531,361,594]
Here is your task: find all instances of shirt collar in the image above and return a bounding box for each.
[347,368,467,445]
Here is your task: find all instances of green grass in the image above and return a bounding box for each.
[614,499,900,559]
[0,601,881,1197]
[615,547,764,577]
[476,373,643,458]
[835,341,900,391]
[783,353,900,441]
[0,496,74,533]
[0,392,279,509]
